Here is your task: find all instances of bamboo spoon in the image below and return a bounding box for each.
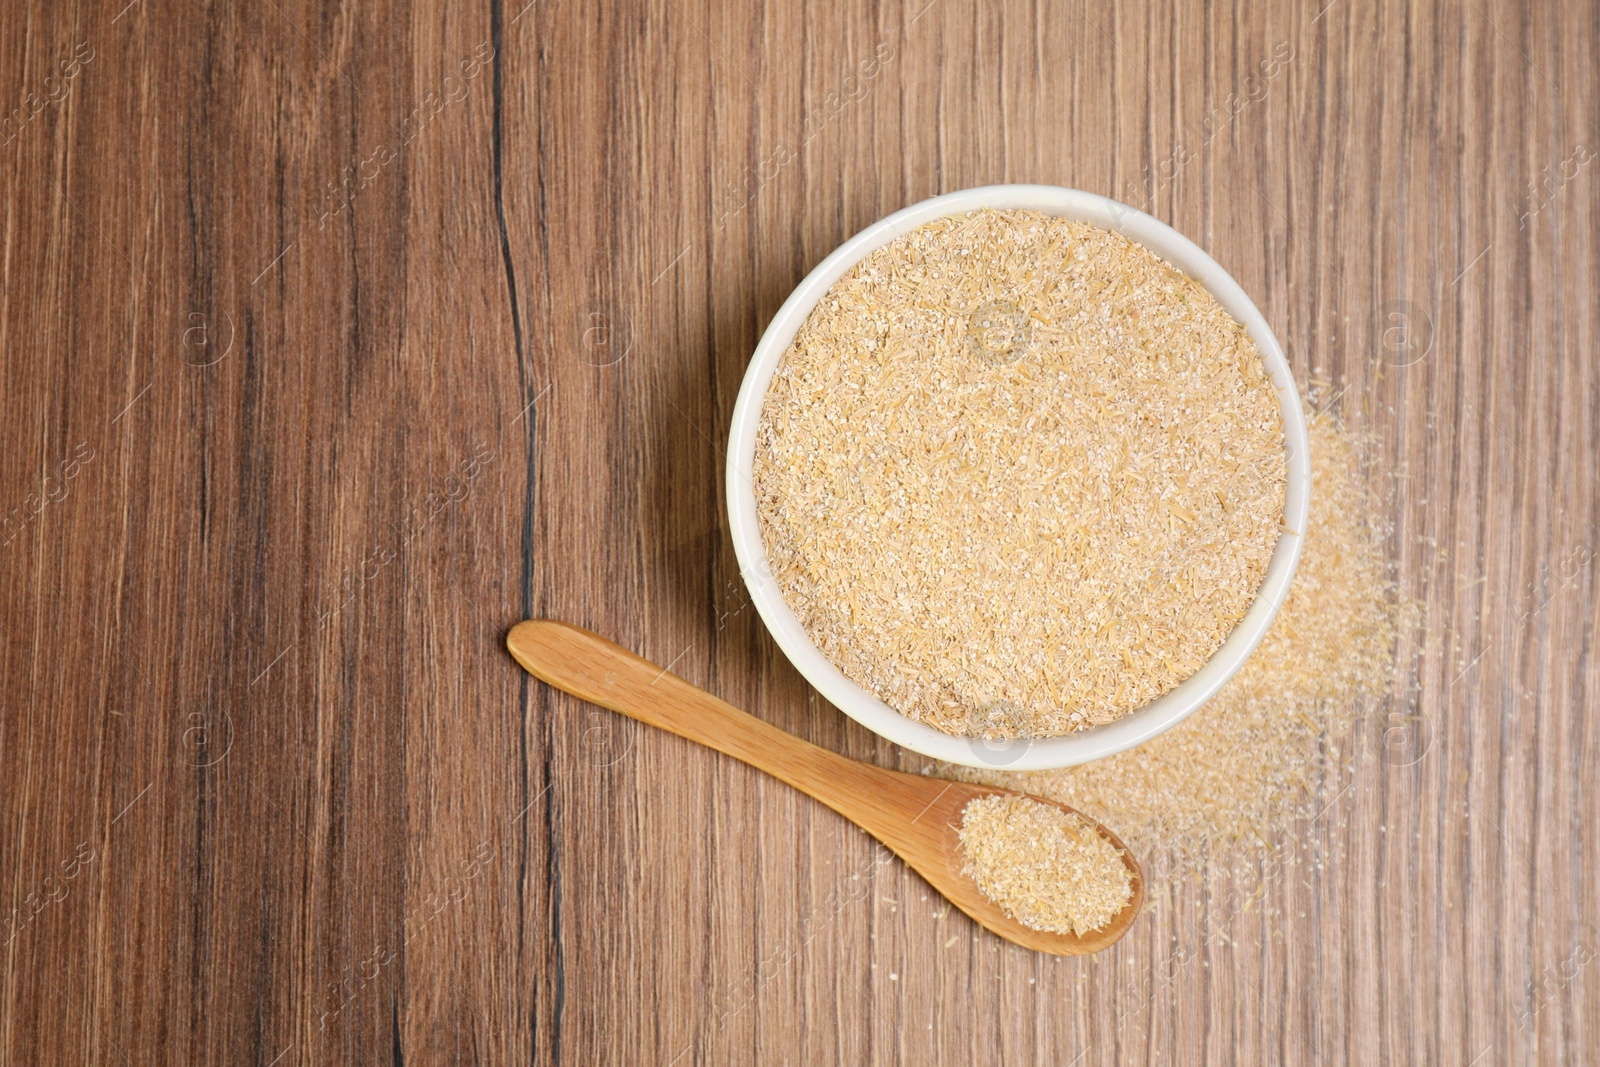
[507,619,1143,955]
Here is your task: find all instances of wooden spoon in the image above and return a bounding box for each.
[506,619,1143,955]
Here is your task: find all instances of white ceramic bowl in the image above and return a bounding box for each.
[726,185,1310,770]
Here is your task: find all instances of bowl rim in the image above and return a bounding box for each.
[725,184,1311,770]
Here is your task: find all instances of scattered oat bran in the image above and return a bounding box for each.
[958,794,1133,936]
[754,209,1286,736]
[948,407,1401,871]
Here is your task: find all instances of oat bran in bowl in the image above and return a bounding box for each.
[726,186,1310,771]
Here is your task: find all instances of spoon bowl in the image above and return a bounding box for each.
[506,619,1143,955]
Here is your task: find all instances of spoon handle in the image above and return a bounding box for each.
[506,620,918,830]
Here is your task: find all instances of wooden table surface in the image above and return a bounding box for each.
[3,0,1596,1062]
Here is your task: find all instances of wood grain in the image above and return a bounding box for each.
[1,0,1595,1062]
